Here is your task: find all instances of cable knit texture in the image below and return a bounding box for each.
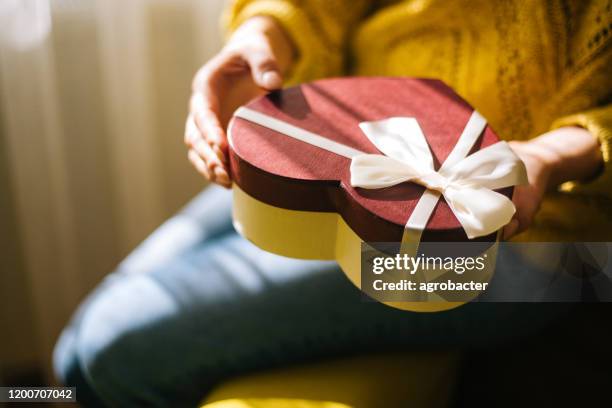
[225,0,612,240]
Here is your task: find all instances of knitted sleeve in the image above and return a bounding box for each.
[548,1,612,199]
[552,105,612,198]
[223,0,372,84]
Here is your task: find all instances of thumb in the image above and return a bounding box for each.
[503,218,520,240]
[245,49,283,90]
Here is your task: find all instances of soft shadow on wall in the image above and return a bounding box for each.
[0,0,224,383]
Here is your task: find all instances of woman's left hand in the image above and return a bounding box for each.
[503,126,603,239]
[502,140,552,239]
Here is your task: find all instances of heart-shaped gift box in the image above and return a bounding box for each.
[228,77,525,311]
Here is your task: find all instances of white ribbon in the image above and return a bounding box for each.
[232,107,527,240]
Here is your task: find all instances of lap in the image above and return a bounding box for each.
[54,186,567,407]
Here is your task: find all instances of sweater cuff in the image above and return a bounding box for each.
[223,0,342,84]
[551,104,612,197]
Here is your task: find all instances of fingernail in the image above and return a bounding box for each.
[214,167,230,185]
[207,163,219,174]
[261,71,282,89]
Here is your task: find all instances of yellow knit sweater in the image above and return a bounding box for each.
[225,0,612,241]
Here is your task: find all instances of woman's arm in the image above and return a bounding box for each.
[503,126,603,238]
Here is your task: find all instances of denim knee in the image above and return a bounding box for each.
[55,273,185,406]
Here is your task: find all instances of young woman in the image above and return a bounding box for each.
[55,1,610,406]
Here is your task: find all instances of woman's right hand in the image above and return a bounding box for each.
[185,16,295,187]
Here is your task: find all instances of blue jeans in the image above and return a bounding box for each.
[53,186,564,407]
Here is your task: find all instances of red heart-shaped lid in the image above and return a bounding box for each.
[229,77,510,242]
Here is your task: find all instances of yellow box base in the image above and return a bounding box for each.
[232,185,475,312]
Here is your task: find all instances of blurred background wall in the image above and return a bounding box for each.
[0,0,224,383]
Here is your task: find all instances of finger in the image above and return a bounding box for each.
[184,114,202,147]
[184,115,194,147]
[514,211,533,236]
[190,54,232,148]
[503,218,520,240]
[188,149,231,188]
[190,93,228,160]
[188,149,211,180]
[243,48,283,90]
[213,165,231,188]
[186,115,224,171]
[189,148,231,187]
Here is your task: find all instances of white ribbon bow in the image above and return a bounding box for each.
[351,116,527,239]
